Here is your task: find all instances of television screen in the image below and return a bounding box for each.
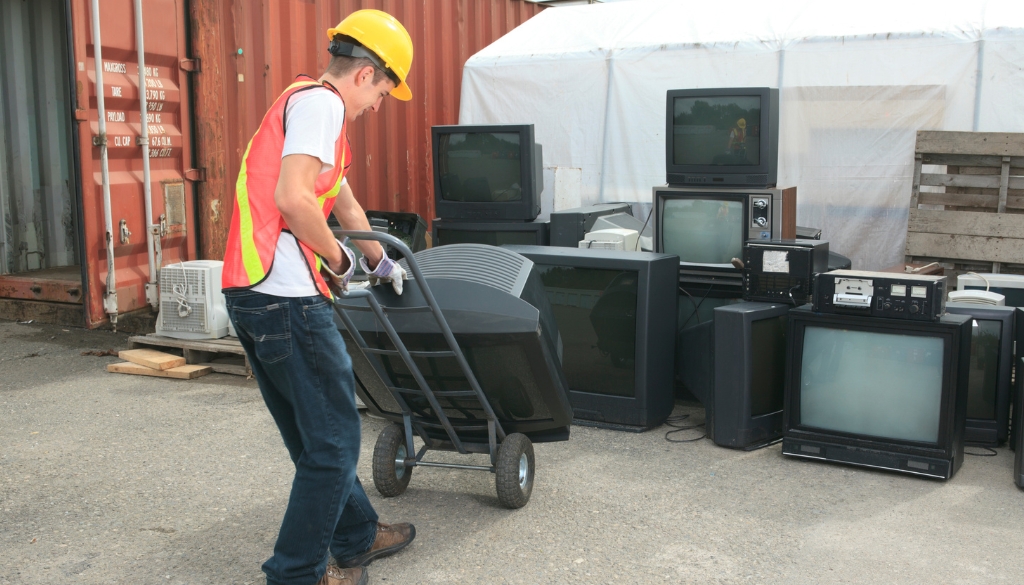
[672,96,761,166]
[965,319,1001,420]
[799,326,944,444]
[661,198,744,265]
[534,265,637,398]
[437,132,523,202]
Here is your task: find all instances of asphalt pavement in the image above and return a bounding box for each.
[1,319,1021,584]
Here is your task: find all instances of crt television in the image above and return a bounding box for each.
[665,87,780,188]
[782,307,972,480]
[549,203,633,248]
[708,302,791,450]
[504,245,678,431]
[432,124,543,221]
[336,244,573,444]
[944,303,1014,446]
[957,273,1024,307]
[655,185,796,274]
[432,219,549,247]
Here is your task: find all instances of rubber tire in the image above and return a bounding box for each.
[495,433,534,509]
[372,424,412,497]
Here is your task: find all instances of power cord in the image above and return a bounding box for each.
[678,284,713,329]
[173,262,192,318]
[635,206,654,251]
[664,413,706,443]
[964,446,998,457]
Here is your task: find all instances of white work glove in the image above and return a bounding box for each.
[321,240,356,295]
[359,254,407,295]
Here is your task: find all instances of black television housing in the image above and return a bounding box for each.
[1014,357,1023,488]
[503,245,678,431]
[674,274,746,403]
[708,302,791,449]
[432,219,549,247]
[782,307,972,480]
[549,203,633,248]
[432,124,543,221]
[665,87,780,188]
[944,302,1014,446]
[335,244,573,444]
[654,185,796,276]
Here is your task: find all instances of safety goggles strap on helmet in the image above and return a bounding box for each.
[328,39,402,87]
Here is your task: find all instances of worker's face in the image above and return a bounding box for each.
[350,66,396,121]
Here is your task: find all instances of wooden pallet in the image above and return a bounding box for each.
[127,334,251,377]
[905,131,1024,279]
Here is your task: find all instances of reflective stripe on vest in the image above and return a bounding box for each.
[222,75,351,299]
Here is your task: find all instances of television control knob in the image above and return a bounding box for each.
[753,199,768,209]
[883,302,892,310]
[754,217,767,227]
[909,304,920,314]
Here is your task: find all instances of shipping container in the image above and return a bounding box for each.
[189,0,544,260]
[0,0,197,328]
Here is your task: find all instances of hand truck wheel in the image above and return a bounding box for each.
[495,433,534,509]
[372,424,412,497]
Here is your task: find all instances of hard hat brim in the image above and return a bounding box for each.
[391,80,412,101]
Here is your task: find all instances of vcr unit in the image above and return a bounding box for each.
[813,270,946,321]
[743,239,829,305]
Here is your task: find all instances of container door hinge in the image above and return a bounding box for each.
[179,58,202,72]
[185,168,206,182]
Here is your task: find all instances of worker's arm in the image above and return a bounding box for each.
[330,180,385,268]
[274,153,349,273]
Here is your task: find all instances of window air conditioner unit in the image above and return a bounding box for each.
[156,260,231,340]
[578,228,640,252]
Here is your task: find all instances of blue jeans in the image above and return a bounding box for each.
[225,291,378,585]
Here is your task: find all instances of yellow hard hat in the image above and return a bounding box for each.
[737,118,747,129]
[327,10,413,101]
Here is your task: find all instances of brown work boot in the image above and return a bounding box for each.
[337,522,416,568]
[317,565,367,585]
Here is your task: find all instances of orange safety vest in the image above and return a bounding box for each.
[222,75,352,299]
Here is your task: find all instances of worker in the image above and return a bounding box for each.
[728,117,747,160]
[221,10,415,585]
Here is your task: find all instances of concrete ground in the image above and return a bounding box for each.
[1,319,1021,585]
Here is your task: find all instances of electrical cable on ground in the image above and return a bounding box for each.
[664,413,706,443]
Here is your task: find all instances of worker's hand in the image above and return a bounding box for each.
[322,240,356,295]
[359,255,407,295]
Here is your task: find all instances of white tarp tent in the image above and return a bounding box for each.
[460,0,1024,269]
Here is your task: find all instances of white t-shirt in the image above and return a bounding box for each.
[253,87,347,297]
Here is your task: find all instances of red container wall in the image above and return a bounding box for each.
[70,0,197,327]
[190,0,544,261]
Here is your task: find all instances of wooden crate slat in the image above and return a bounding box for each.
[919,173,1003,189]
[916,131,1024,157]
[919,173,1024,191]
[921,153,1024,167]
[917,191,1024,210]
[907,208,1024,238]
[905,232,1024,264]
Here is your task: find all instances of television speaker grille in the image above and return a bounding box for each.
[400,244,533,297]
